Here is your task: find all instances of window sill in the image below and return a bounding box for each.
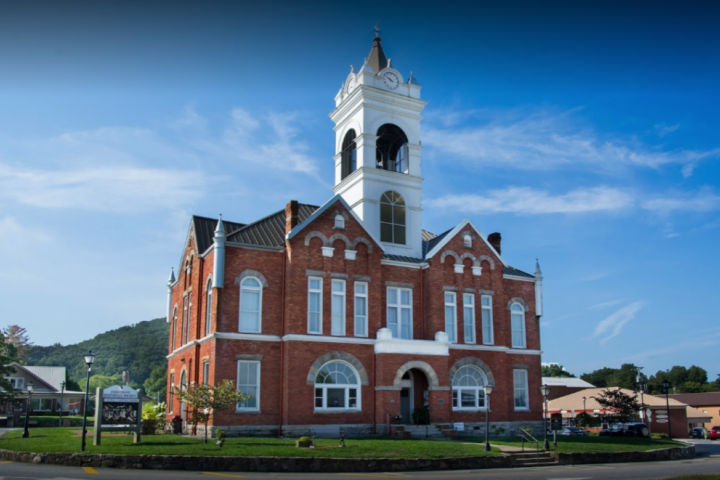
[235,409,260,414]
[513,407,530,412]
[314,409,361,414]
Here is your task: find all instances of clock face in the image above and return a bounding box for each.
[382,71,400,90]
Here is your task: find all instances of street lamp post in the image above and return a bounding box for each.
[81,351,96,451]
[662,380,672,440]
[582,396,587,413]
[540,384,550,450]
[636,373,646,422]
[58,381,66,427]
[484,385,494,451]
[22,383,33,438]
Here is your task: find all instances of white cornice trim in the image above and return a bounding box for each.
[215,332,282,342]
[283,334,375,345]
[380,259,426,269]
[503,274,536,283]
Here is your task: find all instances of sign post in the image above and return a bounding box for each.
[93,385,142,445]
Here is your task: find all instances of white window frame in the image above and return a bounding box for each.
[9,377,24,390]
[463,293,476,344]
[169,373,175,414]
[354,281,368,337]
[239,277,263,333]
[444,291,457,343]
[171,306,177,351]
[511,302,526,348]
[331,279,346,336]
[513,368,529,411]
[181,294,188,345]
[481,295,494,345]
[205,278,213,336]
[236,360,260,412]
[451,365,488,411]
[386,286,412,339]
[307,276,323,334]
[314,360,361,411]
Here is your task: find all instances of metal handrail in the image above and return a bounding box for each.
[518,427,540,451]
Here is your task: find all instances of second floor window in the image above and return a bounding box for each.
[239,277,262,333]
[444,292,457,343]
[511,302,526,348]
[307,277,323,334]
[354,281,368,337]
[481,295,494,344]
[331,279,346,336]
[387,287,412,339]
[463,293,475,344]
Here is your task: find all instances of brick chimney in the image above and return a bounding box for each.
[488,232,502,255]
[285,200,299,235]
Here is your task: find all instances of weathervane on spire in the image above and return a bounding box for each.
[374,24,380,38]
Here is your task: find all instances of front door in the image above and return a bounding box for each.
[400,388,411,424]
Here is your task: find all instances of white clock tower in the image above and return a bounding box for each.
[330,30,427,259]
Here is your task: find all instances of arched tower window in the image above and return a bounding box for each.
[314,360,361,410]
[340,129,357,179]
[380,191,406,244]
[376,124,408,174]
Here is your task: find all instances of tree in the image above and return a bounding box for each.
[581,363,642,390]
[0,331,18,400]
[144,366,167,403]
[175,380,249,443]
[3,325,31,362]
[593,388,640,423]
[87,373,122,392]
[542,363,575,378]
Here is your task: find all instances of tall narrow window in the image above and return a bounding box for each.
[481,295,494,345]
[181,296,188,345]
[237,360,260,411]
[379,191,406,244]
[354,281,368,337]
[205,279,212,336]
[511,302,526,348]
[239,277,262,333]
[169,373,175,413]
[444,292,457,343]
[513,369,529,410]
[463,293,476,344]
[331,279,346,336]
[387,287,412,339]
[171,306,177,351]
[307,277,323,334]
[202,361,209,385]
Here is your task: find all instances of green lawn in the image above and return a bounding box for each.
[482,434,685,453]
[0,428,501,458]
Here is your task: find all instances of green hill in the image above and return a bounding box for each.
[27,318,168,394]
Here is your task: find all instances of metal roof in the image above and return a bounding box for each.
[226,203,318,248]
[192,216,245,254]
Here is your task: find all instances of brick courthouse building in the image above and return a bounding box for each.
[166,34,545,436]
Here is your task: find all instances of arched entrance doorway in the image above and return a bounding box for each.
[393,361,439,424]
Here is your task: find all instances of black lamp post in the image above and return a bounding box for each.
[484,384,494,451]
[540,384,550,450]
[22,383,33,438]
[58,381,65,427]
[662,380,672,440]
[636,373,646,422]
[81,351,96,451]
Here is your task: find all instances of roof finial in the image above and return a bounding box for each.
[374,24,380,39]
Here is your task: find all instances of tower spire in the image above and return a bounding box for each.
[365,25,388,73]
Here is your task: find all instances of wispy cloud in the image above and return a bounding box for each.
[625,328,720,363]
[589,299,625,310]
[592,301,645,344]
[641,188,720,214]
[424,108,720,177]
[427,186,634,214]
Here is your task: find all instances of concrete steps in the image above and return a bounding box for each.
[389,424,444,439]
[508,450,558,467]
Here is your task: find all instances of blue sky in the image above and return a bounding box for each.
[1,1,719,380]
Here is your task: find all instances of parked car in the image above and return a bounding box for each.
[599,422,649,438]
[558,426,588,436]
[690,427,706,439]
[709,426,720,440]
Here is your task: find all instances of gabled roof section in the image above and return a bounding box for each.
[422,228,451,257]
[504,266,535,279]
[228,203,318,248]
[669,392,720,406]
[287,195,383,250]
[192,216,245,254]
[424,219,507,267]
[9,363,59,392]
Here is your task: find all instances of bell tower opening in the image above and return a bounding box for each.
[340,129,357,180]
[376,124,408,174]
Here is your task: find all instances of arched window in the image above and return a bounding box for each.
[380,191,406,244]
[180,371,187,421]
[205,278,213,336]
[451,365,488,410]
[340,129,357,179]
[171,306,177,351]
[239,277,262,333]
[511,302,526,348]
[314,360,360,410]
[376,124,408,173]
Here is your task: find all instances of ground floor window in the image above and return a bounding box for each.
[314,360,360,411]
[513,368,529,410]
[451,365,488,410]
[237,360,260,411]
